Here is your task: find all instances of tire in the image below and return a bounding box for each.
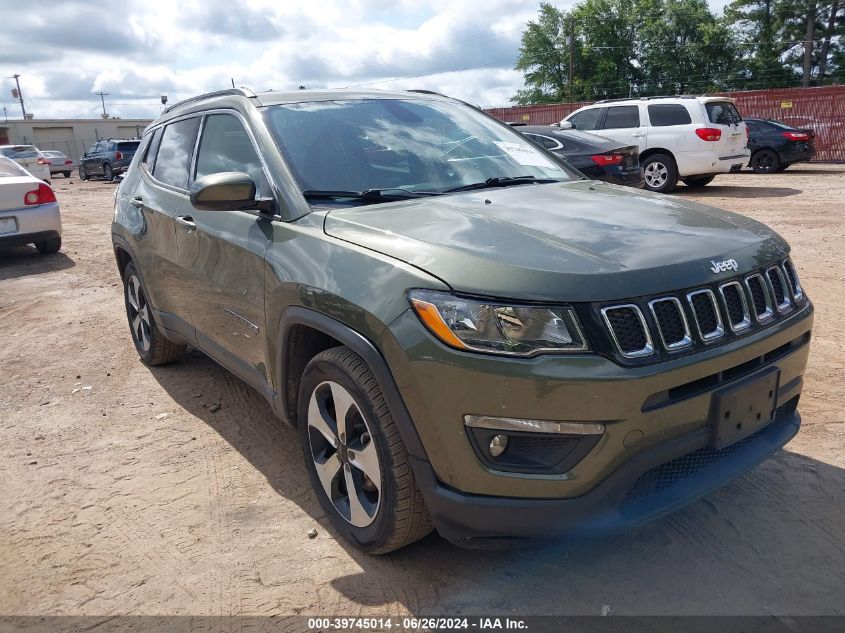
[642,153,679,193]
[63,171,71,178]
[103,163,114,181]
[750,149,781,174]
[298,346,433,553]
[682,175,716,188]
[78,165,88,181]
[776,163,791,172]
[35,237,61,254]
[122,261,186,366]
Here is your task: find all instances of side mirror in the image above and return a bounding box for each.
[189,172,274,213]
[558,121,574,129]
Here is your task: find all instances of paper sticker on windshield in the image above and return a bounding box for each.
[493,141,556,168]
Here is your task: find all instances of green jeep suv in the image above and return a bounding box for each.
[112,88,813,552]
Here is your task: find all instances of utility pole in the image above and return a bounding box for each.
[95,91,109,117]
[802,2,817,87]
[10,74,25,118]
[567,17,574,103]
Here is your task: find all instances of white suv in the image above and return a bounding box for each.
[562,96,749,193]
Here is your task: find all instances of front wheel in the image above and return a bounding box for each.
[298,347,433,553]
[750,149,781,174]
[122,261,186,365]
[682,175,716,188]
[642,153,679,193]
[63,171,71,178]
[78,165,88,181]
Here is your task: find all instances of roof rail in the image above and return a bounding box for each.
[594,94,700,104]
[163,88,257,114]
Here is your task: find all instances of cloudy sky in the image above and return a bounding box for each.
[0,0,730,121]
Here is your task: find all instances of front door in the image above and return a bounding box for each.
[175,112,272,390]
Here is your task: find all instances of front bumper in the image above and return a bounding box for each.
[0,202,62,246]
[413,401,799,543]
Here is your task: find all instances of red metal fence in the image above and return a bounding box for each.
[485,85,845,162]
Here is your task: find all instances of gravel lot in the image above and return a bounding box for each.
[1,166,844,619]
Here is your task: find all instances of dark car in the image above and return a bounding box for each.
[745,118,815,174]
[79,139,141,181]
[112,88,811,553]
[519,125,643,187]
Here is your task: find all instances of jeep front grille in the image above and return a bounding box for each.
[596,259,807,361]
[600,305,653,358]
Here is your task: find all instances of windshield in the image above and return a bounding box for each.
[263,98,575,199]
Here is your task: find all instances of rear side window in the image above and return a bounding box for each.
[602,106,639,129]
[143,129,163,172]
[117,141,141,152]
[568,108,604,131]
[194,114,263,189]
[706,101,743,125]
[648,104,692,126]
[153,117,201,189]
[525,133,561,150]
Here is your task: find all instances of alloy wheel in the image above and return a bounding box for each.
[126,274,151,352]
[644,161,668,188]
[307,380,381,528]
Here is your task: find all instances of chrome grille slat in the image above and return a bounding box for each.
[718,281,751,332]
[601,304,654,358]
[687,289,724,341]
[648,297,692,351]
[745,273,774,322]
[766,266,792,313]
[782,259,803,302]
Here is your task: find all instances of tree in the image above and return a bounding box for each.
[513,3,572,104]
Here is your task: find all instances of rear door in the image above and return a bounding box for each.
[597,105,646,152]
[703,100,746,158]
[176,111,272,387]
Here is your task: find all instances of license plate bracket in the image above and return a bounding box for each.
[709,368,780,449]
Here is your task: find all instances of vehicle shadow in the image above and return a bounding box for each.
[679,185,802,198]
[0,247,75,281]
[150,353,845,616]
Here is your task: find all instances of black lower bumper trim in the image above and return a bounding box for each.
[412,405,800,543]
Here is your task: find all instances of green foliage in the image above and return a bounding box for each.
[512,0,843,104]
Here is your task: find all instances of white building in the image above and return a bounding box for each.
[0,117,153,159]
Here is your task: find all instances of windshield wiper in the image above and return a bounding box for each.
[301,188,442,202]
[442,176,561,193]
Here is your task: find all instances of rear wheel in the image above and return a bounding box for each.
[776,163,791,172]
[682,175,716,188]
[298,346,433,553]
[103,163,114,181]
[642,153,679,193]
[750,149,781,174]
[78,165,88,181]
[63,171,71,178]
[123,261,186,366]
[35,237,61,254]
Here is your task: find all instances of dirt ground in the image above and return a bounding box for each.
[1,165,844,619]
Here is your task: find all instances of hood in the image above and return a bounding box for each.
[323,181,789,302]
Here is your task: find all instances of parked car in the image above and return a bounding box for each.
[744,118,816,173]
[113,88,811,553]
[0,145,51,183]
[79,139,141,181]
[519,125,643,187]
[41,150,74,178]
[562,96,750,193]
[0,156,62,253]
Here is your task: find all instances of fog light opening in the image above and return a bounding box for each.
[489,434,509,458]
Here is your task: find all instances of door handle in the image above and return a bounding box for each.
[175,215,196,230]
[130,196,144,209]
[633,132,646,138]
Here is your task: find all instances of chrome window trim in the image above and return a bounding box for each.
[600,304,654,358]
[647,297,692,350]
[744,273,774,322]
[782,259,804,302]
[766,266,792,313]
[686,289,725,341]
[718,281,752,332]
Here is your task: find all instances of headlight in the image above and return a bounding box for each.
[408,289,589,356]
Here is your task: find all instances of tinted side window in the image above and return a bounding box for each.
[568,108,604,131]
[648,104,693,126]
[602,106,639,129]
[706,101,743,125]
[525,133,560,150]
[143,128,163,172]
[153,117,201,189]
[195,114,263,189]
